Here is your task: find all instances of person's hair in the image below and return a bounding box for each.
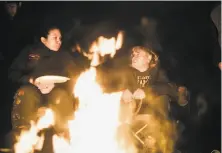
[5,1,22,7]
[130,46,159,68]
[34,25,61,43]
[40,25,61,38]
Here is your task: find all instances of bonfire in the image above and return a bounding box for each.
[12,31,176,153]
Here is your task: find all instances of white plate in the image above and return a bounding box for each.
[35,75,70,84]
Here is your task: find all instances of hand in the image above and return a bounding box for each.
[29,78,55,94]
[133,88,146,100]
[121,89,133,103]
[178,86,189,106]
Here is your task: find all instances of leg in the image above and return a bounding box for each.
[11,84,42,130]
[47,87,74,133]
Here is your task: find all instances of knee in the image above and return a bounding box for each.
[47,88,74,127]
[50,87,68,96]
[48,87,70,101]
[47,87,73,109]
[13,84,41,103]
[12,85,42,129]
[13,84,42,106]
[16,84,40,96]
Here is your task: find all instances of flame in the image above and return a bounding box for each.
[52,69,136,153]
[13,30,176,153]
[90,31,123,57]
[52,31,136,153]
[88,31,124,66]
[14,109,54,153]
[61,68,129,153]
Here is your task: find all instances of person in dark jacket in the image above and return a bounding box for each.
[4,1,22,20]
[8,26,80,134]
[122,46,189,118]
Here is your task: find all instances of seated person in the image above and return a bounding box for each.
[8,25,80,134]
[121,46,189,118]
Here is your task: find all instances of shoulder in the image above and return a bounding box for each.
[18,44,32,55]
[57,50,74,59]
[16,44,36,59]
[153,67,167,77]
[26,43,45,60]
[24,43,42,54]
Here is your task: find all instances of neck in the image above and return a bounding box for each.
[136,65,149,72]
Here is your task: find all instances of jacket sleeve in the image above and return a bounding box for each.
[8,45,40,84]
[148,69,179,101]
[8,46,31,84]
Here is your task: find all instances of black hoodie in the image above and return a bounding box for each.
[8,43,79,85]
[124,47,180,102]
[125,65,180,102]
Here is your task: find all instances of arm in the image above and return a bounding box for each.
[156,69,170,83]
[148,69,179,102]
[8,45,40,84]
[8,45,31,84]
[152,69,189,106]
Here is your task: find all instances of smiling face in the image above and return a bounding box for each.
[41,28,62,52]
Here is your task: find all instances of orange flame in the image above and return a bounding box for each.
[52,31,136,153]
[89,31,124,66]
[14,31,139,153]
[14,109,54,153]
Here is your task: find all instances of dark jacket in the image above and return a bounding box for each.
[8,43,79,85]
[125,51,179,102]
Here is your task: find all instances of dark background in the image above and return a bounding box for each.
[0,1,221,153]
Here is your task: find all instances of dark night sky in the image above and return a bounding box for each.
[1,1,218,24]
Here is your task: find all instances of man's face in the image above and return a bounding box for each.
[5,3,18,17]
[131,49,152,70]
